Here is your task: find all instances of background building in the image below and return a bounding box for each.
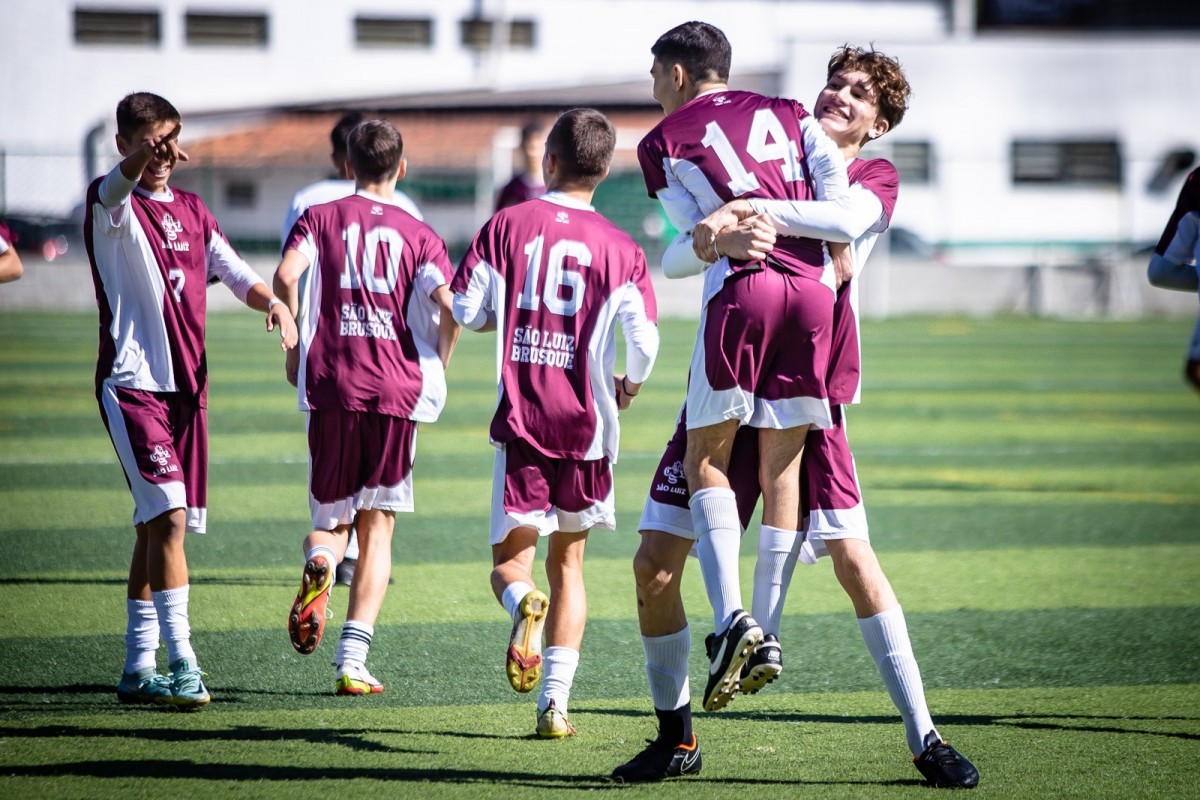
[2,0,1198,316]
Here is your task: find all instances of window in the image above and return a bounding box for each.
[1011,140,1121,185]
[185,12,268,46]
[224,180,257,209]
[355,17,433,47]
[889,141,933,184]
[74,8,161,45]
[978,0,1200,31]
[460,18,536,50]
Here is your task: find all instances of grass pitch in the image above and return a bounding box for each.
[1,310,1198,799]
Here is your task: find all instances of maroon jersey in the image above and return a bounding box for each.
[287,192,453,421]
[453,194,659,461]
[638,90,828,281]
[1156,167,1200,256]
[495,173,545,212]
[85,176,258,401]
[826,157,900,406]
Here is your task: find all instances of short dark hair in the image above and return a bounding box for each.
[827,45,911,130]
[346,119,403,183]
[651,21,730,84]
[545,108,615,190]
[331,112,365,155]
[115,93,180,140]
[519,119,547,147]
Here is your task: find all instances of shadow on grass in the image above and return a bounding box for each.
[590,706,1200,742]
[0,757,920,790]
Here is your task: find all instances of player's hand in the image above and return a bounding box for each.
[141,123,190,164]
[714,215,777,262]
[614,374,638,410]
[692,200,754,262]
[285,345,300,387]
[829,241,854,288]
[267,302,298,350]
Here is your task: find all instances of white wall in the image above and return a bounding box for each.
[783,36,1200,251]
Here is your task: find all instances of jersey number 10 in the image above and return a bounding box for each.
[341,223,403,294]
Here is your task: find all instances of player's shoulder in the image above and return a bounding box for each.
[850,156,899,183]
[166,186,218,222]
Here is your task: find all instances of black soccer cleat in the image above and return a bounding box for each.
[335,557,356,586]
[913,739,979,789]
[739,633,783,694]
[610,733,702,783]
[702,609,762,711]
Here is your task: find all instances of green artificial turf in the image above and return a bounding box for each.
[0,311,1198,798]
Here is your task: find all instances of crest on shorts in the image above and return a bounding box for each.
[149,444,171,466]
[663,460,685,485]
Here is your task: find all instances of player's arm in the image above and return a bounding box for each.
[0,233,23,283]
[430,284,461,368]
[451,254,498,333]
[663,214,777,276]
[614,255,660,409]
[1148,211,1200,293]
[800,114,849,202]
[100,124,189,209]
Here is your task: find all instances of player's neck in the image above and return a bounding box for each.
[545,183,594,204]
[355,181,396,200]
[690,81,728,102]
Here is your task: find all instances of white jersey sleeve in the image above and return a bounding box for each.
[750,185,885,242]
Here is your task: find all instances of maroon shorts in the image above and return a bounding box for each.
[98,382,208,532]
[491,438,614,543]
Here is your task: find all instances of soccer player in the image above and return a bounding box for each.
[633,20,847,725]
[275,119,459,695]
[0,217,23,283]
[494,119,549,212]
[614,46,980,789]
[281,111,423,586]
[452,108,659,738]
[85,92,297,709]
[1146,166,1200,394]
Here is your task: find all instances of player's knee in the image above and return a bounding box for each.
[632,545,674,597]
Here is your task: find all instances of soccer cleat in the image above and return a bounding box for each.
[335,557,356,586]
[536,699,576,739]
[739,633,783,694]
[610,733,702,783]
[335,662,384,695]
[702,609,762,711]
[914,739,980,789]
[166,658,210,709]
[506,589,549,693]
[1186,358,1200,394]
[288,554,333,655]
[116,668,173,705]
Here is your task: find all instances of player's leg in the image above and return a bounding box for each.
[101,385,209,708]
[611,528,703,782]
[493,526,547,693]
[826,538,978,788]
[117,524,172,704]
[291,409,358,656]
[490,441,555,694]
[334,508,395,695]
[536,529,588,738]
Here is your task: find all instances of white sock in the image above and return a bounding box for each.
[501,581,536,622]
[752,525,800,637]
[643,627,691,711]
[343,532,360,561]
[124,598,160,674]
[305,545,337,567]
[858,607,939,755]
[152,585,197,666]
[690,487,744,632]
[336,619,374,669]
[538,646,580,713]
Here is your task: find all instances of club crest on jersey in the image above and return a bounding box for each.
[555,211,570,224]
[160,212,190,252]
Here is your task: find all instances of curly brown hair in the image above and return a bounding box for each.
[827,45,911,131]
